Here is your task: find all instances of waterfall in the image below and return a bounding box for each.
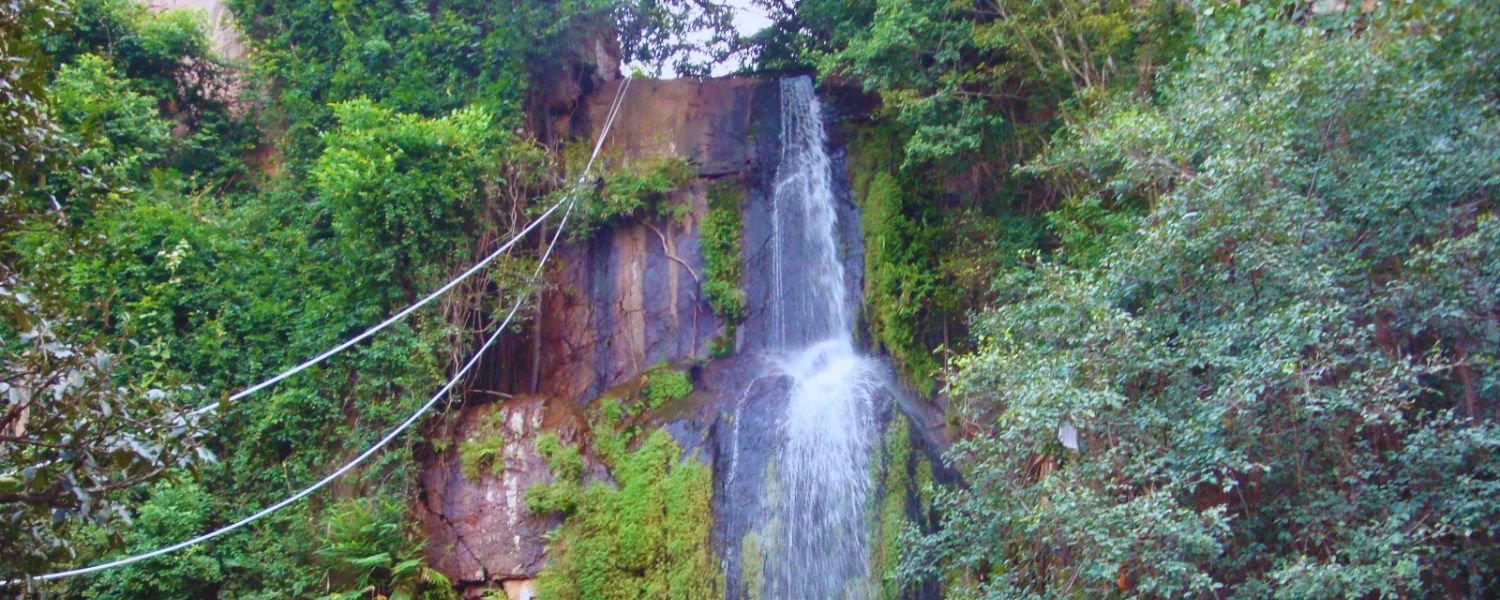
[769,77,853,347]
[761,76,880,599]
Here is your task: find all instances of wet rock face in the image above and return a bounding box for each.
[561,77,774,178]
[417,397,565,585]
[419,75,782,591]
[532,77,782,403]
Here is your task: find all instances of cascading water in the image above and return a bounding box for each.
[768,77,851,347]
[757,76,882,599]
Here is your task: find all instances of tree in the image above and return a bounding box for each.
[910,3,1500,596]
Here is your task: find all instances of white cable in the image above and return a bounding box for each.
[6,75,633,478]
[188,74,630,416]
[189,200,559,416]
[4,76,632,585]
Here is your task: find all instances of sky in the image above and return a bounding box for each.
[729,0,774,38]
[623,0,776,78]
[715,0,775,75]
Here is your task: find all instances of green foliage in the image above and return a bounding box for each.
[911,4,1500,597]
[528,430,722,600]
[590,399,630,468]
[3,0,571,590]
[859,168,938,393]
[871,417,911,600]
[45,0,253,182]
[81,481,222,599]
[528,432,585,516]
[845,128,936,393]
[48,0,210,99]
[0,0,62,205]
[842,125,1048,396]
[48,54,174,210]
[569,154,695,239]
[612,0,737,77]
[640,364,693,409]
[459,436,505,482]
[312,99,530,291]
[701,180,746,356]
[0,0,227,576]
[314,497,457,600]
[768,0,1190,169]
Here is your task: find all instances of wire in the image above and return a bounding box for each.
[4,76,633,584]
[18,192,576,584]
[194,76,632,417]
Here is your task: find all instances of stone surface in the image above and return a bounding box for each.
[530,76,780,403]
[417,397,576,585]
[420,75,781,589]
[565,77,771,178]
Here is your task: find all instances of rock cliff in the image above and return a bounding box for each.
[417,73,783,596]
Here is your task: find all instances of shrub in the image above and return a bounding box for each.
[640,366,693,409]
[701,180,746,356]
[528,431,721,600]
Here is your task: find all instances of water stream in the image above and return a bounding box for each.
[759,76,882,599]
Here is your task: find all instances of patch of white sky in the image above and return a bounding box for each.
[623,0,776,78]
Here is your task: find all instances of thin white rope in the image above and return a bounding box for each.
[1,76,633,585]
[8,76,631,473]
[4,77,632,584]
[190,75,631,417]
[190,201,558,416]
[16,194,576,584]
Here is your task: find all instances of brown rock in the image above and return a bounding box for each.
[421,75,777,587]
[565,77,767,178]
[418,397,573,584]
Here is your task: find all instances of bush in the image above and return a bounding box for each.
[568,154,695,239]
[914,5,1500,596]
[701,180,746,356]
[528,430,721,600]
[640,366,693,409]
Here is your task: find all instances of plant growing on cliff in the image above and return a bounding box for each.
[314,497,457,600]
[459,437,505,482]
[641,364,693,409]
[527,427,720,600]
[702,180,747,356]
[872,418,911,599]
[567,152,696,239]
[844,128,943,395]
[457,412,509,481]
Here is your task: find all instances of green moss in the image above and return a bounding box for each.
[459,436,505,481]
[528,430,722,600]
[914,453,935,523]
[872,416,913,599]
[590,401,628,468]
[640,365,693,409]
[535,432,584,481]
[702,180,747,357]
[740,531,764,600]
[456,411,511,481]
[847,128,940,395]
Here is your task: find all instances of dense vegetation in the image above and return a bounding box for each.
[1,0,728,595]
[751,0,1498,596]
[527,416,719,599]
[4,0,1497,597]
[702,180,747,357]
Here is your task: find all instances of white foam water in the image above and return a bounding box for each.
[760,76,878,599]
